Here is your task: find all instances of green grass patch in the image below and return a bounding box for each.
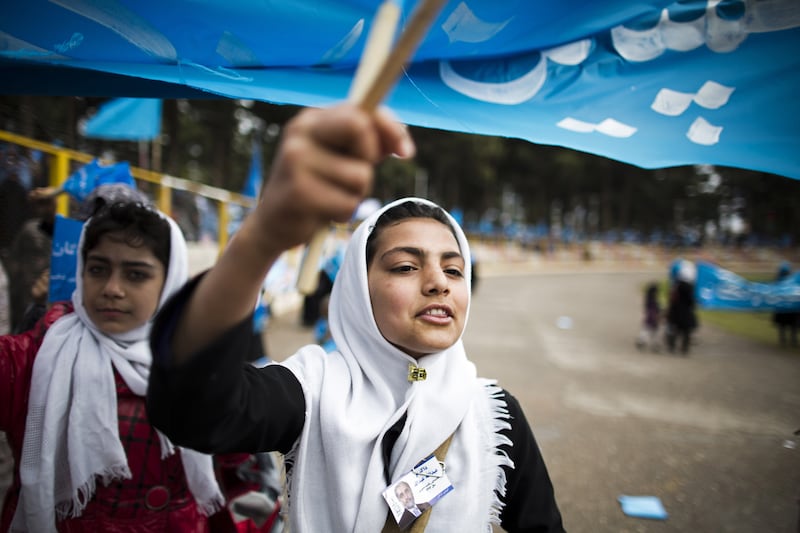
[697,272,788,347]
[697,308,779,346]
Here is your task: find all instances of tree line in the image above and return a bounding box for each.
[2,95,798,245]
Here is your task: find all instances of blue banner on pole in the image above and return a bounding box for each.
[49,215,84,303]
[83,98,162,141]
[695,261,800,311]
[242,137,262,199]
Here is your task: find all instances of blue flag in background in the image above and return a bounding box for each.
[242,137,262,199]
[62,159,136,203]
[695,261,800,311]
[83,98,162,141]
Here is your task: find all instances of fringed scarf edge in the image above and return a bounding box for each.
[481,379,514,528]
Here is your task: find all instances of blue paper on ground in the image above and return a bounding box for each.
[618,495,668,520]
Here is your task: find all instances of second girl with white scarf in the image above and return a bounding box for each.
[1,200,223,532]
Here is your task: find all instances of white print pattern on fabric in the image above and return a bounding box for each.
[11,212,223,532]
[281,197,513,532]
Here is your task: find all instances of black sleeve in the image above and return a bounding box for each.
[146,273,306,455]
[499,390,566,533]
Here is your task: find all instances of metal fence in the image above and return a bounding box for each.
[0,129,256,252]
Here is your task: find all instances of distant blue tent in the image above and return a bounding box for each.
[1,1,799,180]
[83,98,162,141]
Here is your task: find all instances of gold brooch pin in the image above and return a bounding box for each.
[408,363,427,382]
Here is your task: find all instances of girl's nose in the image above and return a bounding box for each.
[103,275,125,298]
[423,267,449,295]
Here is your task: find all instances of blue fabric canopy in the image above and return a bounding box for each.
[1,0,798,179]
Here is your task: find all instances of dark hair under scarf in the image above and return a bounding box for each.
[365,200,458,268]
[82,201,171,274]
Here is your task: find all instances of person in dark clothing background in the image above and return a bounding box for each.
[665,260,698,355]
[636,282,661,352]
[772,261,799,348]
[5,193,55,333]
[0,146,33,256]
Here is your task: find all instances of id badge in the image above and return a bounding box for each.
[381,455,454,530]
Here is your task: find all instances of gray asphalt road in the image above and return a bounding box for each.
[461,271,800,533]
[267,270,800,532]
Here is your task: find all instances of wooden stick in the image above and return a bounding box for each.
[295,1,400,296]
[348,1,402,104]
[295,228,330,296]
[357,0,448,112]
[296,0,447,295]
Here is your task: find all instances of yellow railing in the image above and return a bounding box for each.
[0,129,256,252]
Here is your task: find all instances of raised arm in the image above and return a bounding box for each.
[171,103,415,363]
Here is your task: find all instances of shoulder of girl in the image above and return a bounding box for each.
[44,301,74,326]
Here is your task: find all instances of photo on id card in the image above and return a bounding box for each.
[381,455,453,530]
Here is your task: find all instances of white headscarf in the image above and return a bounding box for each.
[12,207,223,532]
[282,197,512,532]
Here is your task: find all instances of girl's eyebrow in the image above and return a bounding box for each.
[381,246,424,260]
[86,254,158,270]
[380,247,463,262]
[441,250,464,261]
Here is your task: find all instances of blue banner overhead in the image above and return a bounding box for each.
[1,1,798,179]
[695,261,800,311]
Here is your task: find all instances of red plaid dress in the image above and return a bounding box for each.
[0,303,213,532]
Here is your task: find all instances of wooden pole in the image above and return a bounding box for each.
[295,0,447,295]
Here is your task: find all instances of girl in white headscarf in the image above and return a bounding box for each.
[1,201,222,532]
[147,104,563,532]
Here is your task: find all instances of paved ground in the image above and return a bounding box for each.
[3,260,798,532]
[265,269,800,533]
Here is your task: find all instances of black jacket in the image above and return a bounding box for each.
[147,276,565,533]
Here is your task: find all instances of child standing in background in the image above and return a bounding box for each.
[636,283,661,352]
